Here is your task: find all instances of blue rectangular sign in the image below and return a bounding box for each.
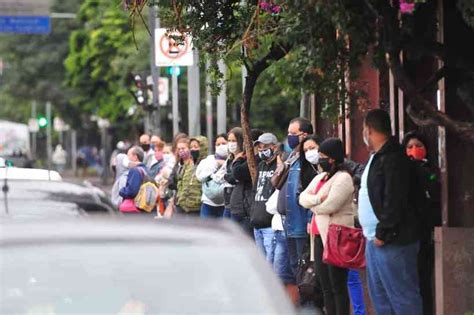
[0,16,51,34]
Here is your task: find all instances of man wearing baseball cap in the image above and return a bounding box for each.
[251,133,280,262]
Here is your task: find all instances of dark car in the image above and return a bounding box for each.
[0,218,295,314]
[0,179,117,218]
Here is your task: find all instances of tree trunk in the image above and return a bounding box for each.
[241,73,259,184]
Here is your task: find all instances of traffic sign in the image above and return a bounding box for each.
[28,118,39,132]
[53,117,65,132]
[155,28,194,67]
[0,0,51,34]
[158,77,169,106]
[146,76,170,106]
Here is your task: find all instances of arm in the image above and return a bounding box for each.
[299,174,323,209]
[119,168,142,198]
[195,156,217,182]
[167,164,180,191]
[375,154,410,242]
[232,158,252,182]
[315,172,354,215]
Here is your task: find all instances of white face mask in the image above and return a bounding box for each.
[305,149,319,165]
[228,142,238,154]
[215,144,229,158]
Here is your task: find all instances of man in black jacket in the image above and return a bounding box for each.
[250,133,279,263]
[358,109,422,314]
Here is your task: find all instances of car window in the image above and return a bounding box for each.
[1,243,283,314]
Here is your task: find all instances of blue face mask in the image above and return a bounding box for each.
[287,134,301,149]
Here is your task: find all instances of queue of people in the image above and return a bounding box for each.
[110,108,440,315]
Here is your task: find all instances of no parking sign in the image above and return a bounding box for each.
[155,28,194,67]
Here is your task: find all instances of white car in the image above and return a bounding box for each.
[1,218,295,314]
[0,167,62,181]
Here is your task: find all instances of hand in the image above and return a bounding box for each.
[374,238,385,247]
[307,223,311,234]
[320,194,328,202]
[277,154,282,165]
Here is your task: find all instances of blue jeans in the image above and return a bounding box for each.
[254,227,275,264]
[223,208,232,218]
[273,230,295,285]
[366,240,422,315]
[230,213,254,238]
[200,203,224,218]
[347,269,366,315]
[286,236,307,277]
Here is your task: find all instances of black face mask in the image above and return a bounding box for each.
[190,150,200,162]
[318,158,333,172]
[141,144,150,152]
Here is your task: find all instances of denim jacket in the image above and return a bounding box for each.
[284,156,310,238]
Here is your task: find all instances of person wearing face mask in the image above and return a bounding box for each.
[299,138,355,315]
[227,128,263,235]
[149,140,166,178]
[272,117,314,304]
[222,128,243,219]
[196,134,229,218]
[111,153,130,207]
[249,133,279,262]
[402,131,440,315]
[359,109,422,314]
[139,134,155,169]
[173,136,208,215]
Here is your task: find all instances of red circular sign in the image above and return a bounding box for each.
[159,34,189,59]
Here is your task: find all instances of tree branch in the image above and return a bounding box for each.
[418,65,447,93]
[388,53,474,143]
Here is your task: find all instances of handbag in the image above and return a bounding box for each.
[322,224,366,269]
[203,177,225,205]
[119,198,140,212]
[296,244,324,307]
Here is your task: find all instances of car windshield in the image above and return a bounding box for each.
[2,243,279,314]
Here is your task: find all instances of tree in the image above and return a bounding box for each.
[64,0,150,125]
[128,0,474,180]
[0,0,82,126]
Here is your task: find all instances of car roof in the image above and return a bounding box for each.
[0,217,250,246]
[0,167,62,181]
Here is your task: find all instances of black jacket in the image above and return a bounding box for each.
[367,137,419,245]
[250,158,277,228]
[229,156,260,217]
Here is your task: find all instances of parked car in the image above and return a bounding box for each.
[0,179,116,218]
[0,167,62,181]
[0,218,295,314]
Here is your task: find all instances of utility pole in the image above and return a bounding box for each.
[217,60,227,134]
[187,49,201,137]
[31,101,37,159]
[46,101,52,172]
[205,62,213,152]
[149,4,161,135]
[172,67,179,135]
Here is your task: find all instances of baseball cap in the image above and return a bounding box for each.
[254,133,278,146]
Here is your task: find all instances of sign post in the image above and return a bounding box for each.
[155,28,195,136]
[0,0,51,34]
